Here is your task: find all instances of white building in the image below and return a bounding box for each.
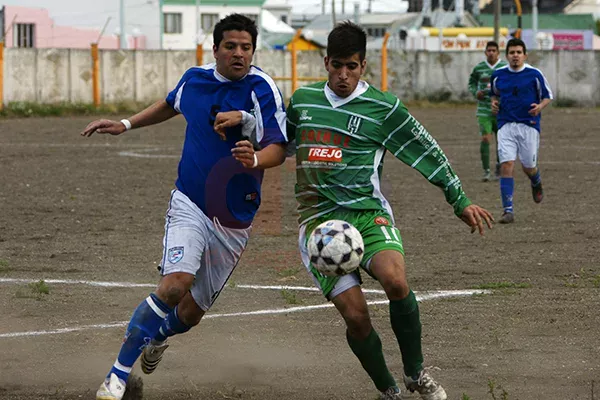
[161,0,294,50]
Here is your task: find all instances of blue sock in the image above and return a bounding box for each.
[529,170,541,187]
[108,293,172,382]
[153,305,192,343]
[500,177,514,214]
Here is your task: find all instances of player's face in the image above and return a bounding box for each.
[507,45,527,69]
[324,53,366,98]
[213,30,254,81]
[485,46,499,64]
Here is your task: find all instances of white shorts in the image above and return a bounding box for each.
[159,190,251,311]
[497,122,540,168]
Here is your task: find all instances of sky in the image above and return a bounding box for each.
[2,0,404,28]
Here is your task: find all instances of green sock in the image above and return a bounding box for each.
[389,290,423,377]
[480,141,490,171]
[346,328,397,392]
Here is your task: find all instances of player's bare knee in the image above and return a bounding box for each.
[500,161,515,176]
[344,310,372,339]
[155,273,194,306]
[382,278,410,300]
[481,134,492,143]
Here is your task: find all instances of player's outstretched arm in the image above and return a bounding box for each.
[213,111,255,140]
[231,141,286,169]
[80,100,177,137]
[460,204,494,235]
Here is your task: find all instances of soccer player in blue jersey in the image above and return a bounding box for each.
[81,14,288,400]
[491,38,553,224]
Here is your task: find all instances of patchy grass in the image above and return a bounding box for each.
[474,281,532,290]
[281,289,302,305]
[277,266,301,278]
[15,280,50,301]
[0,101,152,118]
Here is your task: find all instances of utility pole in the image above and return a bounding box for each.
[322,0,326,14]
[332,0,337,25]
[353,2,360,23]
[159,0,164,49]
[368,0,372,13]
[532,0,538,49]
[342,0,346,14]
[119,0,126,48]
[493,0,501,44]
[196,0,200,42]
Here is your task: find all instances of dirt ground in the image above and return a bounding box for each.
[0,106,598,400]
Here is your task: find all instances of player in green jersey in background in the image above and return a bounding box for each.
[468,41,507,181]
[287,21,494,400]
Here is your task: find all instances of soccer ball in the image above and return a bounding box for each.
[308,220,364,276]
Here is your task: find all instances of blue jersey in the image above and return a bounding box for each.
[491,64,553,132]
[165,63,287,228]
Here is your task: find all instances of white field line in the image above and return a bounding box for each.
[0,277,488,338]
[0,290,487,338]
[0,278,386,294]
[118,149,178,159]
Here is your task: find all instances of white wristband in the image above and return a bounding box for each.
[120,119,132,131]
[252,153,259,168]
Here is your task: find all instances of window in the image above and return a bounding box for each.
[281,15,288,24]
[367,27,385,38]
[163,13,182,34]
[201,13,219,31]
[14,23,35,48]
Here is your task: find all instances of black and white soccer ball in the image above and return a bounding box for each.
[308,220,364,277]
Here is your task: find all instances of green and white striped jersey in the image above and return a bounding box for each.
[468,60,507,117]
[287,81,472,226]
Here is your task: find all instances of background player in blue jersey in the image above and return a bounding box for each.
[81,14,288,400]
[491,38,553,224]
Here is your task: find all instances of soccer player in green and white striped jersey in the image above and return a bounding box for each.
[287,21,494,400]
[468,41,507,181]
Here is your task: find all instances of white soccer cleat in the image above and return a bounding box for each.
[380,386,403,399]
[96,373,126,400]
[404,368,447,400]
[141,340,169,374]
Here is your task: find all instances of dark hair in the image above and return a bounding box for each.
[485,41,499,50]
[506,38,526,55]
[213,14,258,52]
[327,21,367,61]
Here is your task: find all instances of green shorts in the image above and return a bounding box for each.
[477,116,498,136]
[300,208,404,297]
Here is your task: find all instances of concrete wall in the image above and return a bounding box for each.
[3,48,599,106]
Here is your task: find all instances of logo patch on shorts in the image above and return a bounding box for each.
[374,216,389,226]
[167,246,184,264]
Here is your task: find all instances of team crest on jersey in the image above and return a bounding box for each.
[374,216,389,226]
[299,109,312,121]
[347,115,362,135]
[167,246,184,264]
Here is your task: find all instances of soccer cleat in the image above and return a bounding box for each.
[499,212,514,224]
[481,170,491,182]
[380,386,403,399]
[141,340,169,374]
[531,183,543,203]
[96,373,126,400]
[404,368,447,400]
